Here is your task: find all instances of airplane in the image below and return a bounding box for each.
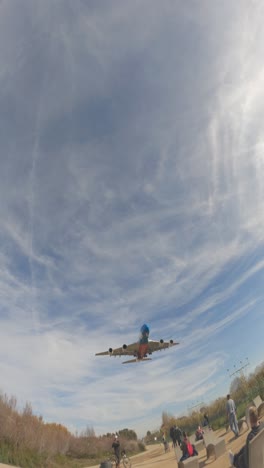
[95,324,179,364]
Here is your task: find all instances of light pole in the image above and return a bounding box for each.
[226,357,250,379]
[227,358,250,397]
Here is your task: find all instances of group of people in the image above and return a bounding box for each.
[165,395,263,468]
[168,413,210,452]
[112,393,263,468]
[168,425,198,462]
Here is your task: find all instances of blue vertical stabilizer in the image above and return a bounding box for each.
[139,324,150,344]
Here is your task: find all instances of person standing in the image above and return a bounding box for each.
[169,425,177,448]
[203,413,210,428]
[226,394,239,437]
[162,434,169,452]
[174,426,182,446]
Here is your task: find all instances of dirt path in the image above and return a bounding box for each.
[129,428,248,468]
[88,427,248,468]
[0,464,19,468]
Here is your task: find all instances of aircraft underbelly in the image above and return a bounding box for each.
[138,343,148,358]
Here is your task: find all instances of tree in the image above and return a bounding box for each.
[162,411,173,427]
[82,426,95,437]
[230,377,241,394]
[118,428,137,440]
[23,402,32,417]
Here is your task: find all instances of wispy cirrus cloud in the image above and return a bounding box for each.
[0,0,264,435]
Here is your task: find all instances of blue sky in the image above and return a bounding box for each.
[0,0,264,437]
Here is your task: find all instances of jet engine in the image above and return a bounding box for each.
[123,344,127,350]
[108,348,113,355]
[159,339,164,347]
[169,339,174,346]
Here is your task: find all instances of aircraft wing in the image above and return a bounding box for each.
[147,339,180,353]
[95,342,139,357]
[95,339,179,359]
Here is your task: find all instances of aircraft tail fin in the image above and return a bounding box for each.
[122,358,152,364]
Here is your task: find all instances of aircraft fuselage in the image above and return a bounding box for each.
[137,342,149,359]
[137,324,150,359]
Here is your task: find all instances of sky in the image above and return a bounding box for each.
[0,0,264,438]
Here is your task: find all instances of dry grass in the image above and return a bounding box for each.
[0,395,71,456]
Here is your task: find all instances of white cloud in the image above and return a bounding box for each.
[0,0,264,436]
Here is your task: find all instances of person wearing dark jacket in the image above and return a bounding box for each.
[203,413,210,427]
[229,406,264,468]
[112,435,121,467]
[169,425,177,448]
[174,426,182,446]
